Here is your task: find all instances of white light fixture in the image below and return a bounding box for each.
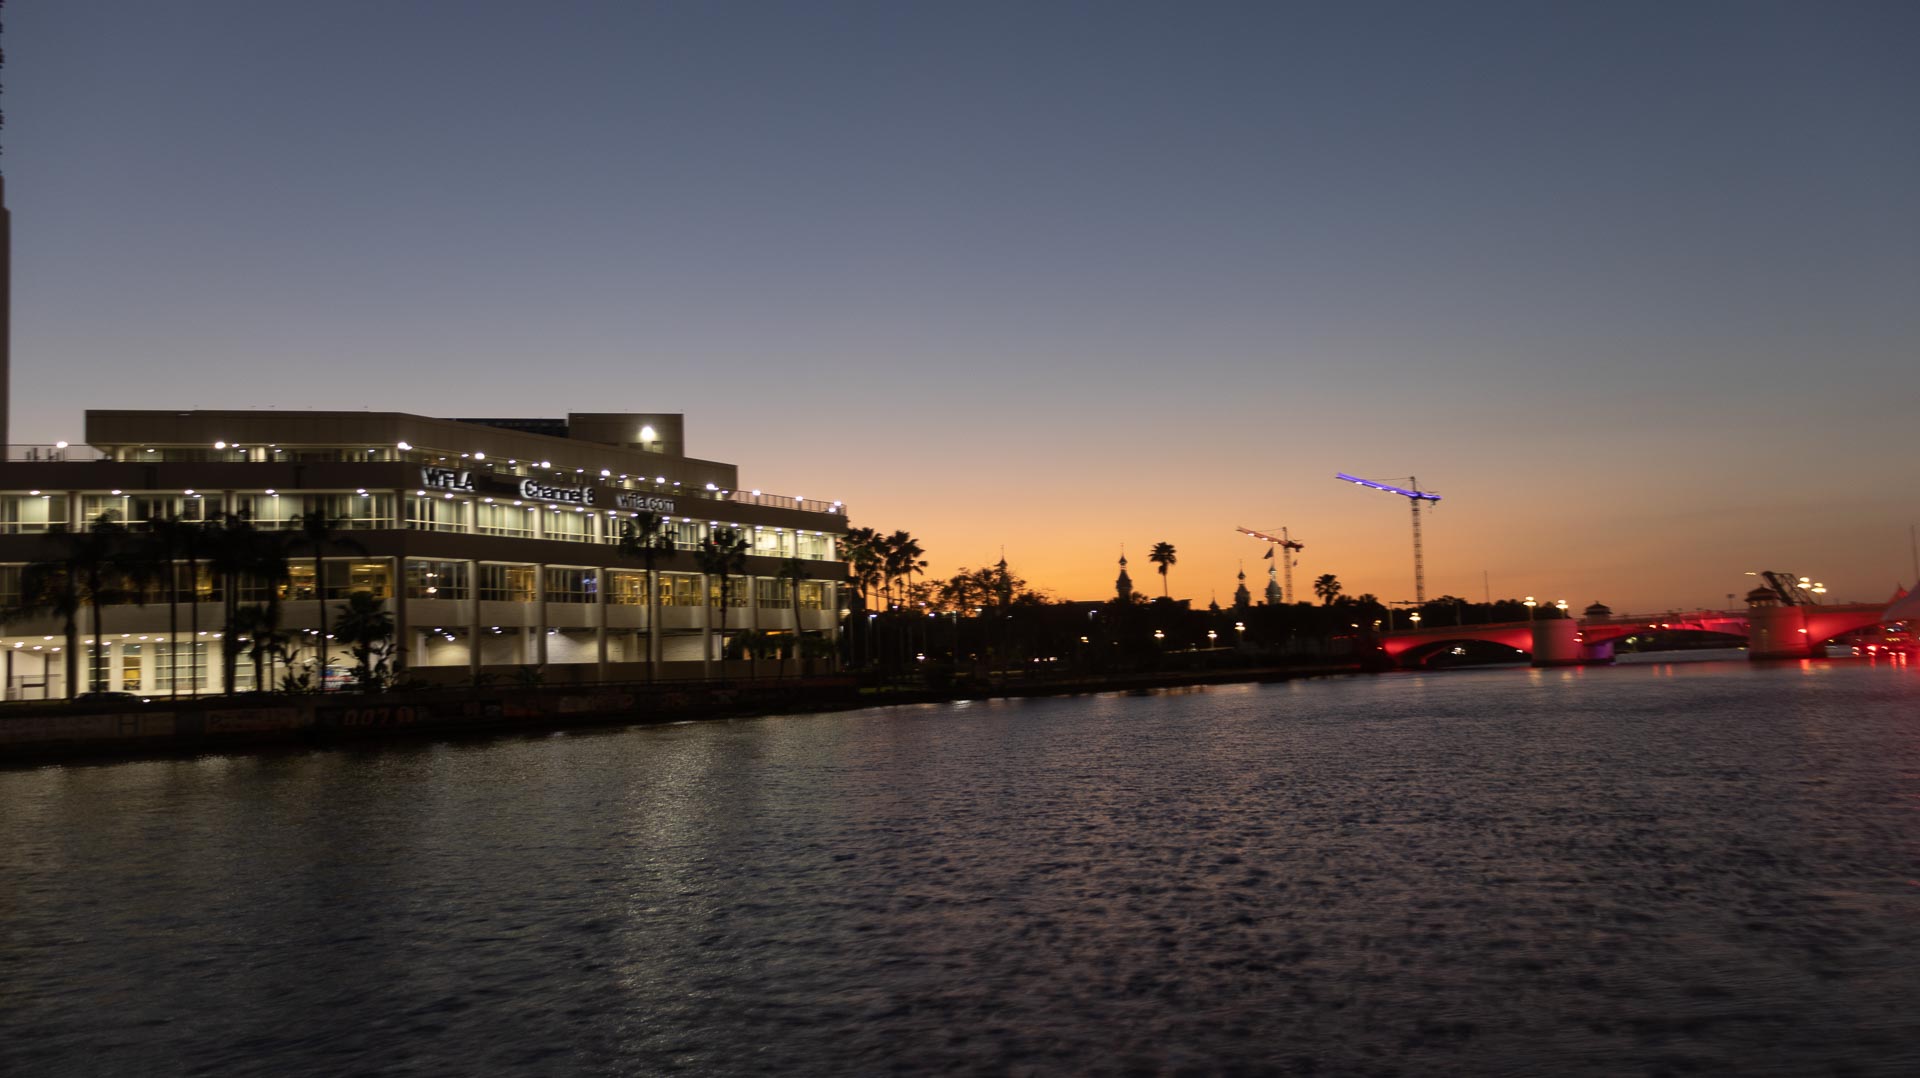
[640,425,656,441]
[398,441,412,451]
[214,441,227,449]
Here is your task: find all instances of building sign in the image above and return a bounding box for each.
[520,478,595,506]
[421,466,476,492]
[614,492,676,513]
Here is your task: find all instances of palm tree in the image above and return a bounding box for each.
[232,603,290,692]
[1148,541,1177,599]
[334,590,396,692]
[202,512,259,693]
[291,509,367,691]
[1313,573,1342,605]
[694,525,749,678]
[138,512,199,699]
[616,511,676,682]
[777,556,811,674]
[9,513,129,696]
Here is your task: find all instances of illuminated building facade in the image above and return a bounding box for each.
[0,410,847,698]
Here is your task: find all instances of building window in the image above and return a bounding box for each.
[657,572,702,607]
[542,508,590,542]
[607,571,647,606]
[478,564,536,603]
[796,531,833,561]
[753,528,793,558]
[80,494,129,525]
[406,560,470,601]
[476,501,535,538]
[408,495,467,533]
[325,561,392,600]
[663,519,705,551]
[0,494,68,533]
[757,578,791,608]
[799,580,828,610]
[544,567,598,604]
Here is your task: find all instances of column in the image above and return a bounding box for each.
[594,566,608,683]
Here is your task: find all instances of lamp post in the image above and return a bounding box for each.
[1524,596,1538,621]
[1555,599,1569,619]
[1409,611,1422,629]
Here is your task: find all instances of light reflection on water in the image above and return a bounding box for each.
[3,657,1918,1076]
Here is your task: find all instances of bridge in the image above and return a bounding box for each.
[1378,602,1894,667]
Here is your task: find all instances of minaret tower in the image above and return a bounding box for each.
[1115,548,1134,604]
[1233,565,1251,611]
[1265,563,1283,606]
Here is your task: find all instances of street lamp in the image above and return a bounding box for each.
[1207,630,1218,645]
[1409,612,1422,628]
[1555,599,1569,618]
[1524,596,1538,621]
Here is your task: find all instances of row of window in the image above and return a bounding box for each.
[404,561,831,608]
[0,559,833,610]
[0,492,838,560]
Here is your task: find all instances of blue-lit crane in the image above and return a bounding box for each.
[1336,473,1441,605]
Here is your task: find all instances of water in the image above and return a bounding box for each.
[4,654,1918,1076]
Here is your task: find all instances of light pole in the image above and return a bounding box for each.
[1409,611,1422,629]
[1555,599,1569,619]
[1524,596,1538,621]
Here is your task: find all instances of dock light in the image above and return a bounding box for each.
[214,441,227,449]
[398,441,411,451]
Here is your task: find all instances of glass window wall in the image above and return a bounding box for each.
[407,560,471,601]
[478,564,537,603]
[544,567,598,603]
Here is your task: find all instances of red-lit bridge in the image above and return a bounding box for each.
[1379,603,1894,667]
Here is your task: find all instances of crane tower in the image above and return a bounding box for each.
[1236,526,1303,605]
[1335,473,1441,605]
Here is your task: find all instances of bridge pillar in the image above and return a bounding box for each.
[1747,605,1819,660]
[1531,619,1581,666]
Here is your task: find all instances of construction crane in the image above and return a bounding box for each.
[1336,473,1441,605]
[1236,526,1303,605]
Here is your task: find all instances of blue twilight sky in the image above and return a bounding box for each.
[8,2,1917,609]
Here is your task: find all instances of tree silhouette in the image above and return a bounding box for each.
[694,525,750,678]
[1148,542,1177,598]
[1313,573,1342,605]
[291,509,366,691]
[616,511,676,681]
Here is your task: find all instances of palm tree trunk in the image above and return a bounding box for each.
[645,563,658,684]
[188,555,200,699]
[315,553,329,691]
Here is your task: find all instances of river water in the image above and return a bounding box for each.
[4,652,1917,1076]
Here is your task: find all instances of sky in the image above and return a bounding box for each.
[8,1,1917,612]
